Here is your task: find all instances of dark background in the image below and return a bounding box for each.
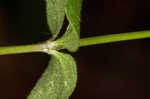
[0,0,150,99]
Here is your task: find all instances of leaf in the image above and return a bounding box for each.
[55,25,79,52]
[46,0,67,39]
[55,0,82,52]
[65,0,82,34]
[27,51,77,99]
[27,0,82,99]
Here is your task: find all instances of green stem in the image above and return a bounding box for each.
[0,30,150,55]
[0,43,45,55]
[79,30,150,47]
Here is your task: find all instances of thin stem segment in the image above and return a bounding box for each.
[79,30,150,47]
[0,43,44,55]
[0,30,150,55]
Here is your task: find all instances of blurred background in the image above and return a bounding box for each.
[0,0,150,99]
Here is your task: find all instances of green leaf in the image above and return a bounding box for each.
[55,25,79,52]
[65,0,82,34]
[55,0,82,52]
[46,0,67,39]
[27,51,77,99]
